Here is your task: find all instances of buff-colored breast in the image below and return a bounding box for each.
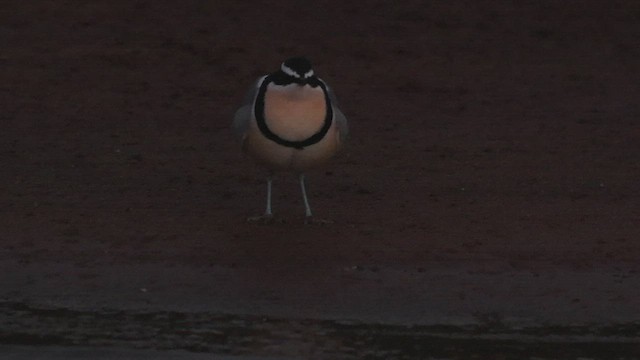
[243,83,340,172]
[263,84,327,141]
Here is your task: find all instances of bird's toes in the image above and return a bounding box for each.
[304,216,333,225]
[246,214,284,224]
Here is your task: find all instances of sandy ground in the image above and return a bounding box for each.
[1,0,639,358]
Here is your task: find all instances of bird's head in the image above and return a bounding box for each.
[278,56,316,86]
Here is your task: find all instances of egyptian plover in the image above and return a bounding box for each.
[232,57,348,223]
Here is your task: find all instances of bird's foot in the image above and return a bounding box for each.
[304,216,333,225]
[246,214,284,224]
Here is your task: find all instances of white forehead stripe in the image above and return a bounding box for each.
[281,63,300,78]
[303,69,314,78]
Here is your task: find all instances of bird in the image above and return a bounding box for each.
[232,56,349,223]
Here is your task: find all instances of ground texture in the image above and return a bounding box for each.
[1,1,639,358]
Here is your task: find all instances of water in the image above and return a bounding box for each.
[1,302,638,359]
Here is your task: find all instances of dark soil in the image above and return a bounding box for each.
[1,1,639,358]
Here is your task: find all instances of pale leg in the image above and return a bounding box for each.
[299,174,313,218]
[299,174,332,224]
[264,175,273,216]
[247,175,275,222]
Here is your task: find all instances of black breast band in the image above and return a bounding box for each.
[254,75,333,150]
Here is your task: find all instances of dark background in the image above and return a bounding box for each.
[3,0,639,272]
[1,1,639,357]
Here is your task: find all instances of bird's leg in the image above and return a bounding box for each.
[265,175,273,217]
[247,174,277,223]
[299,173,313,219]
[300,174,333,225]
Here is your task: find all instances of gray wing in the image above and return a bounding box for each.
[326,83,349,143]
[232,76,264,141]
